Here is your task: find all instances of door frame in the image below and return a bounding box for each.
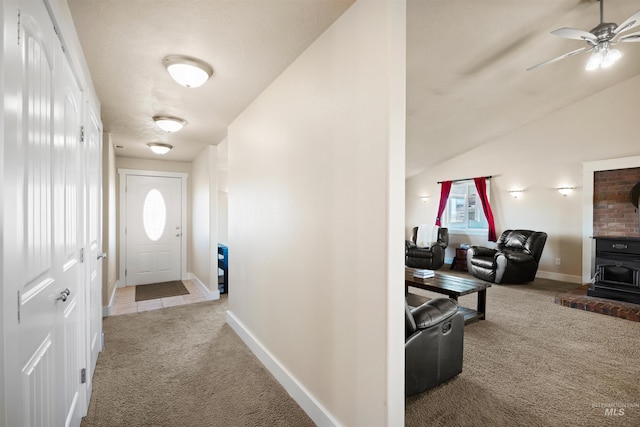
[118,169,188,287]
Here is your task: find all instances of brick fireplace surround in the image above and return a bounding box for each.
[593,167,640,238]
[554,167,640,322]
[554,285,640,322]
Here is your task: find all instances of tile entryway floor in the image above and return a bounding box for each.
[110,280,208,316]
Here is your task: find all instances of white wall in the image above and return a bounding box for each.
[115,157,192,174]
[226,1,406,425]
[102,133,118,309]
[406,75,640,284]
[217,138,229,245]
[191,146,219,292]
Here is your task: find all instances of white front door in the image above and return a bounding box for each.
[125,175,182,285]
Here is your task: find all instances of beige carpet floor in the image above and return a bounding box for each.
[406,275,640,427]
[81,296,314,427]
[83,275,640,426]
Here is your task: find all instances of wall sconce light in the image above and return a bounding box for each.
[163,55,213,88]
[509,190,524,199]
[153,116,186,132]
[557,187,574,196]
[420,196,430,203]
[147,143,173,155]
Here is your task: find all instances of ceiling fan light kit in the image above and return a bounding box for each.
[528,0,640,71]
[585,44,622,70]
[153,115,186,132]
[163,55,213,88]
[147,143,173,155]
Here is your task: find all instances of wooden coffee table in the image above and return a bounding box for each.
[405,268,491,324]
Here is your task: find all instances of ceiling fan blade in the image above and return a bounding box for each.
[619,31,640,42]
[551,27,598,43]
[526,47,591,71]
[613,10,640,35]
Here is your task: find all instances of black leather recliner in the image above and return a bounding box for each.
[466,229,548,284]
[405,298,464,396]
[405,227,449,270]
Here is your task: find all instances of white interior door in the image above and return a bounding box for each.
[3,1,86,425]
[125,175,182,285]
[13,8,60,425]
[54,53,85,427]
[83,105,103,406]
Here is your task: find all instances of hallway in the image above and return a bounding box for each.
[110,280,209,316]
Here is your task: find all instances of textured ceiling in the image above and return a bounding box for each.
[68,0,356,161]
[69,0,640,175]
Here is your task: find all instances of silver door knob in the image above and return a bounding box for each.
[57,288,71,302]
[97,252,107,260]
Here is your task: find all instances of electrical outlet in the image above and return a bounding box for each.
[555,258,561,265]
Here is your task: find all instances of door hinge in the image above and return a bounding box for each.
[17,291,21,324]
[80,368,86,384]
[17,9,21,45]
[80,248,85,263]
[80,126,85,143]
[125,269,127,276]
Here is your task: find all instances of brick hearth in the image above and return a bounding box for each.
[554,285,640,322]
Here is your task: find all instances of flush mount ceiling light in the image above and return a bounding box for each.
[148,143,173,155]
[153,116,186,132]
[163,55,213,88]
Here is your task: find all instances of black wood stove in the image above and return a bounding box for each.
[589,237,640,305]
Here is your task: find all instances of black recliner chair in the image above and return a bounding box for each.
[405,227,449,270]
[405,298,464,396]
[466,229,548,284]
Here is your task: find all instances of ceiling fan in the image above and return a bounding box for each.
[528,0,640,71]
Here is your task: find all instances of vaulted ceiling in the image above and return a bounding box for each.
[68,0,640,177]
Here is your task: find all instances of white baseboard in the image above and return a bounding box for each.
[225,311,339,427]
[536,270,583,284]
[187,273,220,300]
[102,280,120,317]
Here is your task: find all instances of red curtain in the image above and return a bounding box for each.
[435,181,452,227]
[473,177,497,242]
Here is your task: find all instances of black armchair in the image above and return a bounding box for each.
[405,298,464,396]
[405,227,449,270]
[467,229,548,284]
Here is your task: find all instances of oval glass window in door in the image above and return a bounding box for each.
[143,189,167,241]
